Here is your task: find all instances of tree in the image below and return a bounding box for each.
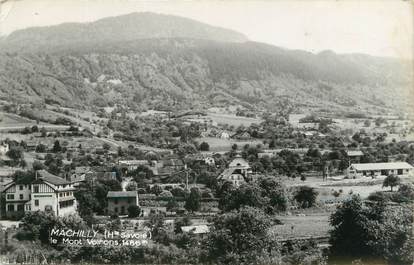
[382,175,400,191]
[300,175,306,182]
[329,195,413,265]
[166,197,179,212]
[294,186,318,208]
[6,148,23,164]
[52,140,62,153]
[329,195,372,256]
[184,188,201,213]
[127,205,141,218]
[219,183,267,211]
[102,143,111,151]
[35,143,47,153]
[199,141,210,151]
[174,215,192,234]
[206,207,272,264]
[150,185,163,196]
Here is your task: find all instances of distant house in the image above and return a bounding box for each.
[71,166,117,185]
[159,159,185,174]
[347,162,414,178]
[219,131,230,139]
[181,224,210,236]
[346,150,364,163]
[118,160,151,171]
[187,154,215,166]
[25,140,39,152]
[70,166,95,186]
[218,156,252,187]
[302,131,326,138]
[0,142,9,155]
[3,170,76,219]
[106,191,139,216]
[232,131,251,140]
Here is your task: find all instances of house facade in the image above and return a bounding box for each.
[0,142,9,155]
[347,162,414,178]
[106,191,139,216]
[218,156,252,187]
[3,170,77,219]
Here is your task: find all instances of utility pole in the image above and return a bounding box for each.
[185,164,188,190]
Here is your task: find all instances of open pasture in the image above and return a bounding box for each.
[196,137,264,152]
[270,214,330,240]
[207,112,261,127]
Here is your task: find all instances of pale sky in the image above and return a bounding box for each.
[0,0,412,59]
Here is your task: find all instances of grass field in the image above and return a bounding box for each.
[196,137,264,152]
[207,112,261,127]
[270,214,330,240]
[0,112,37,127]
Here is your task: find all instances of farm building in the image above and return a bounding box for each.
[347,162,413,178]
[346,150,364,163]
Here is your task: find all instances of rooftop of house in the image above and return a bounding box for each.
[181,225,210,234]
[37,170,70,185]
[74,166,93,174]
[107,191,138,198]
[229,157,250,168]
[350,162,414,171]
[346,150,364,157]
[162,159,184,167]
[118,160,149,165]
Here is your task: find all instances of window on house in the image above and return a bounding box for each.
[7,204,14,211]
[34,200,39,206]
[33,186,39,193]
[114,199,118,204]
[17,204,24,211]
[19,185,23,190]
[114,207,118,213]
[19,194,23,200]
[6,194,14,200]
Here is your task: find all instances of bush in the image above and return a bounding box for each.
[294,186,318,208]
[127,205,141,218]
[199,142,210,151]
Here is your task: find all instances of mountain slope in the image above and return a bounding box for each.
[1,12,247,52]
[0,13,411,114]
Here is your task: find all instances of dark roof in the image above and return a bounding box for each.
[162,159,184,167]
[107,191,137,198]
[37,170,70,185]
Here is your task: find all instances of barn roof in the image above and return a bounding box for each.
[351,162,413,171]
[107,191,137,198]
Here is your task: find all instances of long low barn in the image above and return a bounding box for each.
[347,162,414,178]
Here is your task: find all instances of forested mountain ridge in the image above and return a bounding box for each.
[0,12,411,113]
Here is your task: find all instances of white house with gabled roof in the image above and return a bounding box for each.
[3,170,77,219]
